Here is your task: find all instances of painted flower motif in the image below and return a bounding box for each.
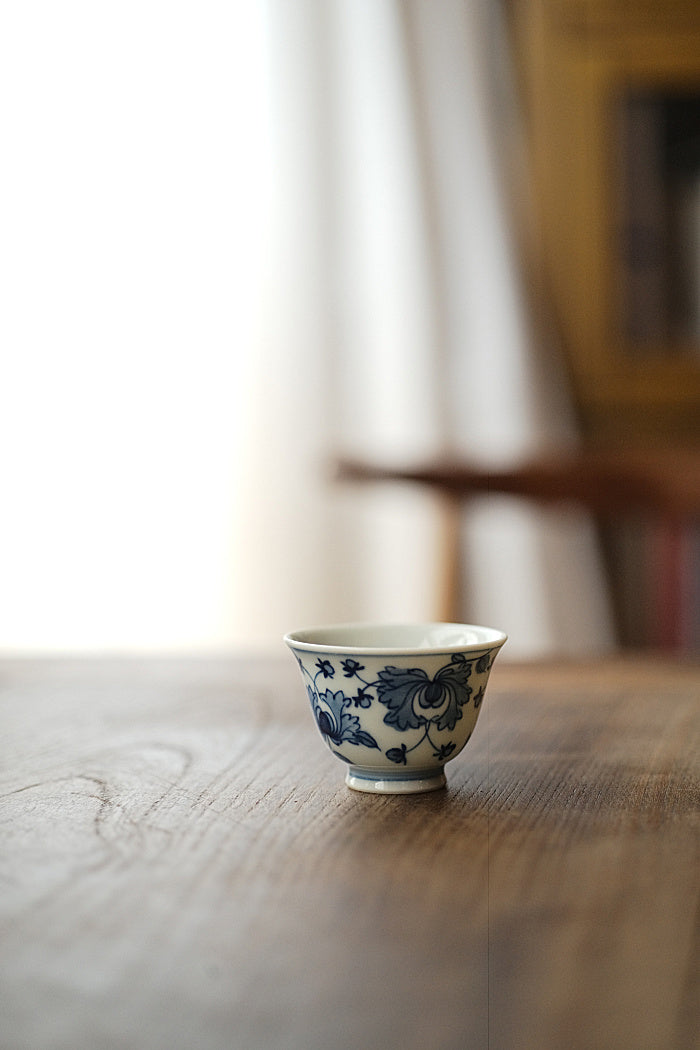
[386,743,408,765]
[351,686,373,708]
[341,658,365,677]
[315,658,335,679]
[433,741,456,760]
[313,689,379,750]
[376,654,472,732]
[473,685,485,709]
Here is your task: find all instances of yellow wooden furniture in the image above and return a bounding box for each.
[509,0,700,442]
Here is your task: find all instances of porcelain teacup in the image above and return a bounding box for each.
[284,622,507,793]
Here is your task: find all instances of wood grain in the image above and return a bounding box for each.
[1,656,698,1050]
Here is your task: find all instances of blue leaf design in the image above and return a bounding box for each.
[354,730,380,749]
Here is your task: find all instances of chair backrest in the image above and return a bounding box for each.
[337,448,700,652]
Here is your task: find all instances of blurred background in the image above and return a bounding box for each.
[2,0,699,659]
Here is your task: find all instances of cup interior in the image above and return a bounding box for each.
[284,622,507,654]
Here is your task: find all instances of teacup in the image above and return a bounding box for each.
[284,622,507,793]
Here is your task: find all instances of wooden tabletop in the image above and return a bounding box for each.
[1,655,698,1050]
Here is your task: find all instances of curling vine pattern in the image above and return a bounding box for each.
[296,651,493,765]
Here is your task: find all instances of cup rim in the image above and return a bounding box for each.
[283,621,507,656]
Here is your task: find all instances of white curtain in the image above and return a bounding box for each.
[1,2,269,652]
[232,0,614,658]
[0,0,614,656]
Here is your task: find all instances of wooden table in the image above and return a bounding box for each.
[1,655,698,1050]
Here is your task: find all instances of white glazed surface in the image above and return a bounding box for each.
[285,623,506,793]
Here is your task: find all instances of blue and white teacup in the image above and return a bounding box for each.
[284,622,507,793]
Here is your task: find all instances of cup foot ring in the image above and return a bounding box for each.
[345,766,447,794]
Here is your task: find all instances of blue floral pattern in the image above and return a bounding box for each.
[308,686,379,750]
[296,650,493,765]
[376,654,471,732]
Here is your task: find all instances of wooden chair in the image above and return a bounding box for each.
[336,447,700,649]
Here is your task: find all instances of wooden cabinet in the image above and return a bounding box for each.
[510,0,700,442]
